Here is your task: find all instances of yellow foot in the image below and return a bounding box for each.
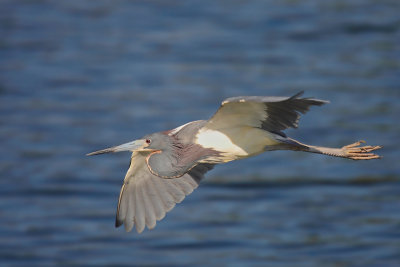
[342,140,382,160]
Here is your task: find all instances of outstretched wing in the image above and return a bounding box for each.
[205,91,328,135]
[116,151,213,233]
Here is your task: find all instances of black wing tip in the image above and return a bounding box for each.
[306,98,330,106]
[291,91,305,99]
[291,91,330,106]
[115,217,123,228]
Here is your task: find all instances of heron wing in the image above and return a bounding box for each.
[205,91,328,135]
[116,151,213,233]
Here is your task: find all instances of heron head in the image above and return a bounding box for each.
[87,133,170,156]
[141,133,172,151]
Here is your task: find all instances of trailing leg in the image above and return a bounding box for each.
[283,139,382,160]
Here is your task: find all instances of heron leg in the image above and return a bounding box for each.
[282,138,382,160]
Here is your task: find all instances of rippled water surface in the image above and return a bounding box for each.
[1,0,399,266]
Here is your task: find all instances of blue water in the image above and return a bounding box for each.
[1,0,399,266]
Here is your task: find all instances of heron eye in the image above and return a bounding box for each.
[146,139,151,144]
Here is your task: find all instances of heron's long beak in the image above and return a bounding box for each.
[87,139,147,156]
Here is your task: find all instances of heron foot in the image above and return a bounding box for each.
[342,140,382,160]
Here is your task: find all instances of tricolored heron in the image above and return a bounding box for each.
[87,92,381,233]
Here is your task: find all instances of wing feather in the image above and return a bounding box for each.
[205,91,328,135]
[134,180,146,233]
[155,179,176,212]
[141,181,157,229]
[145,177,165,221]
[116,152,212,233]
[123,184,135,232]
[115,184,127,227]
[170,178,194,195]
[162,179,186,203]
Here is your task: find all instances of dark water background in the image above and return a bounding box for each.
[1,0,399,266]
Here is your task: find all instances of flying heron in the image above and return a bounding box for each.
[87,92,381,233]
